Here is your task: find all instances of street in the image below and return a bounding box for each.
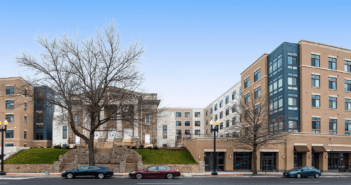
[0,177,351,185]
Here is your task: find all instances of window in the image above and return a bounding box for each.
[225,96,229,104]
[232,91,236,100]
[254,86,261,99]
[329,97,337,109]
[245,109,250,120]
[185,130,190,135]
[215,114,218,121]
[214,104,218,111]
[219,100,223,108]
[288,74,297,90]
[345,61,351,72]
[6,130,14,138]
[185,121,190,126]
[75,115,80,125]
[176,129,181,136]
[346,98,351,110]
[312,95,320,108]
[210,107,213,113]
[195,130,200,135]
[244,77,250,88]
[36,111,43,123]
[36,133,44,140]
[62,126,67,139]
[268,54,283,76]
[225,108,229,116]
[5,114,14,123]
[220,111,223,119]
[184,112,190,117]
[254,104,261,115]
[24,102,27,111]
[245,127,249,136]
[329,119,337,134]
[226,120,229,127]
[206,110,208,116]
[206,120,208,125]
[345,80,351,92]
[245,93,250,104]
[269,95,283,114]
[163,125,167,139]
[6,86,14,95]
[312,117,320,133]
[328,57,337,70]
[6,100,14,109]
[288,53,298,69]
[288,95,297,106]
[269,75,283,96]
[311,54,320,67]
[145,115,150,125]
[232,104,237,112]
[329,77,337,90]
[36,123,44,129]
[232,117,236,125]
[176,121,181,126]
[254,69,261,82]
[195,112,200,117]
[24,116,27,125]
[24,131,27,139]
[220,122,223,129]
[311,75,320,88]
[195,121,200,126]
[176,112,181,117]
[5,144,13,147]
[288,120,298,132]
[345,120,351,135]
[239,87,241,95]
[24,89,27,97]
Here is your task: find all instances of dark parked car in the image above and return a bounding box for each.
[129,166,181,179]
[62,166,114,179]
[283,167,321,178]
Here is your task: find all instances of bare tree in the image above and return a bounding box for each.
[229,91,287,175]
[15,21,159,165]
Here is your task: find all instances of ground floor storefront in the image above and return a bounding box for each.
[184,133,351,172]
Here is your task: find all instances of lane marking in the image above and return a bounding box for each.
[137,183,183,185]
[290,182,320,184]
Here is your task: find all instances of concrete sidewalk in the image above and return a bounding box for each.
[1,172,351,178]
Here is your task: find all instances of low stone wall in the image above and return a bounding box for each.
[4,164,55,173]
[76,164,121,172]
[143,162,205,173]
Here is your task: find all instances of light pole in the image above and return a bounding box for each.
[0,120,8,175]
[210,120,219,175]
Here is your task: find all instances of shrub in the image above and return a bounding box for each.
[131,146,137,149]
[153,146,159,150]
[65,145,70,149]
[139,144,144,149]
[148,147,152,149]
[53,145,61,149]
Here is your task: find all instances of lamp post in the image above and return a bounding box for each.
[0,120,8,175]
[210,120,219,175]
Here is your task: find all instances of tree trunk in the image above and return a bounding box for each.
[88,132,95,166]
[252,144,257,175]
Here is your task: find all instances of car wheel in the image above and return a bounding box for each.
[98,173,105,179]
[136,173,143,179]
[314,173,320,178]
[296,173,301,178]
[67,173,74,179]
[166,173,173,179]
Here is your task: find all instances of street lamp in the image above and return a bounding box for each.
[210,120,219,175]
[0,120,8,175]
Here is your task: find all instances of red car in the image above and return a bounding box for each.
[129,166,181,179]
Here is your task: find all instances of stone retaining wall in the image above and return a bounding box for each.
[3,164,55,173]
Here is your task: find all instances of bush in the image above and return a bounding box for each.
[153,146,159,150]
[65,145,70,149]
[131,146,137,149]
[40,147,44,148]
[139,144,144,149]
[53,145,61,149]
[148,147,152,149]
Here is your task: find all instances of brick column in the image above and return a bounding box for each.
[321,152,328,172]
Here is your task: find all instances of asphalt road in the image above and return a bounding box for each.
[0,177,351,185]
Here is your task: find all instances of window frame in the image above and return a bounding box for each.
[254,69,261,82]
[312,95,320,108]
[244,77,250,89]
[329,77,337,90]
[311,54,320,67]
[312,117,320,133]
[328,57,337,70]
[329,97,337,109]
[311,75,320,88]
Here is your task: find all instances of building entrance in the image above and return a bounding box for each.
[204,152,225,171]
[312,153,319,169]
[328,152,349,172]
[261,152,276,171]
[234,152,252,170]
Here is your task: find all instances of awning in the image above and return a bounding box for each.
[312,146,327,152]
[294,146,310,152]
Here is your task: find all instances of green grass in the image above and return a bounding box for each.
[134,149,197,164]
[4,148,71,164]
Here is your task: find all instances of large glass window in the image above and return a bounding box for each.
[268,54,282,77]
[145,115,150,125]
[226,120,230,127]
[288,53,298,70]
[244,77,250,88]
[254,69,261,82]
[214,104,218,111]
[195,130,200,135]
[245,93,250,104]
[24,131,27,139]
[176,112,181,117]
[329,119,337,134]
[312,95,320,108]
[269,75,283,96]
[6,100,14,109]
[185,130,190,135]
[220,111,223,119]
[6,86,14,95]
[288,94,298,110]
[311,75,320,88]
[328,57,337,70]
[185,121,190,126]
[163,125,167,139]
[225,108,229,116]
[288,73,298,90]
[232,91,236,100]
[62,126,67,139]
[346,98,351,111]
[6,130,14,138]
[345,61,351,72]
[195,121,200,126]
[185,112,190,117]
[329,77,337,89]
[225,96,229,104]
[345,120,351,135]
[312,117,320,133]
[5,114,14,123]
[288,120,298,132]
[329,97,337,109]
[254,86,261,99]
[176,121,181,126]
[232,104,237,112]
[220,122,223,129]
[345,80,351,92]
[36,123,44,129]
[220,100,223,108]
[254,104,261,115]
[269,95,283,114]
[36,133,44,140]
[311,54,320,67]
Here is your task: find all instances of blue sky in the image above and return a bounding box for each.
[1,0,351,108]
